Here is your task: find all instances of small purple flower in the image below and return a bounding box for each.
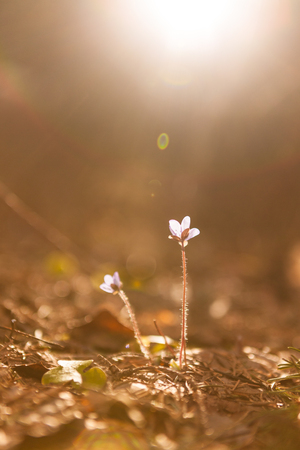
[100,271,122,294]
[169,216,200,247]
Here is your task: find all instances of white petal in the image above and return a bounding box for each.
[169,219,181,237]
[100,283,114,293]
[113,271,121,288]
[181,216,191,231]
[187,228,200,240]
[104,274,114,286]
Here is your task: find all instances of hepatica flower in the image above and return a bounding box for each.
[168,216,200,368]
[100,271,122,294]
[169,216,200,247]
[100,271,150,360]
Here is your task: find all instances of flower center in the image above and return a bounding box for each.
[111,283,120,291]
[181,228,190,241]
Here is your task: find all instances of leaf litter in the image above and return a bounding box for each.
[1,257,300,449]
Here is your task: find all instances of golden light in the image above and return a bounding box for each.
[82,0,290,90]
[143,0,263,51]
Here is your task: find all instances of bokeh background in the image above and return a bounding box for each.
[1,0,300,348]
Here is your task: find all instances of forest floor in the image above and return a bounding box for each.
[1,252,300,450]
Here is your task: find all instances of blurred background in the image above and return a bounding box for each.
[1,0,300,348]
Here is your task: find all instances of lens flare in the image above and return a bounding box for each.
[157,133,169,150]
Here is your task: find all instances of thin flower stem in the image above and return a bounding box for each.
[118,290,151,360]
[179,247,187,368]
[153,319,176,357]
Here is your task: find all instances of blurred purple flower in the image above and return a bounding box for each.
[100,271,122,294]
[99,270,150,359]
[169,216,200,246]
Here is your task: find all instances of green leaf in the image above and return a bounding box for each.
[82,367,107,390]
[73,426,148,450]
[58,359,93,373]
[42,360,106,390]
[42,365,82,386]
[169,359,180,370]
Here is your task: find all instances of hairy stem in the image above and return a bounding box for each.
[118,290,150,360]
[179,247,187,368]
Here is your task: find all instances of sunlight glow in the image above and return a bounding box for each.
[146,0,261,51]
